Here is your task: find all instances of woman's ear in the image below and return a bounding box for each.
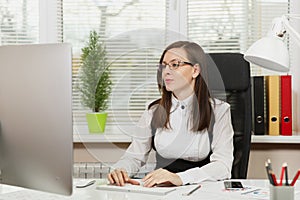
[192,64,201,79]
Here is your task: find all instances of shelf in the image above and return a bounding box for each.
[74,134,300,144]
[73,125,300,144]
[73,133,132,143]
[251,135,300,144]
[73,124,132,143]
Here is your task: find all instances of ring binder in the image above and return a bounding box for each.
[266,76,280,136]
[251,76,265,135]
[280,75,292,136]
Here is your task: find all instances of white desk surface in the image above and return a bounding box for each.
[1,179,300,200]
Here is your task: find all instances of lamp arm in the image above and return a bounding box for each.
[282,15,300,47]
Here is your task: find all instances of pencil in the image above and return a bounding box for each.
[279,163,287,186]
[285,163,289,186]
[182,185,201,196]
[267,159,273,171]
[265,162,274,185]
[270,171,278,186]
[291,169,300,186]
[241,188,261,195]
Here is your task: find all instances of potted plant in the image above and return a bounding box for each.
[78,30,112,133]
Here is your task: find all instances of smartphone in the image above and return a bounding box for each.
[224,181,244,189]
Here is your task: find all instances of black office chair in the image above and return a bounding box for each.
[206,53,252,179]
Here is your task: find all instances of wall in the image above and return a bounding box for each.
[74,143,129,163]
[74,143,156,163]
[248,144,300,179]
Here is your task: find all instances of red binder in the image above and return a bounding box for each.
[280,75,292,135]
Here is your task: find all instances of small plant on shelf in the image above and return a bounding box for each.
[78,30,112,133]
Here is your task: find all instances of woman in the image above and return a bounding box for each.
[107,41,234,187]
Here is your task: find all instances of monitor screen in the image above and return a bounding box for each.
[0,43,73,195]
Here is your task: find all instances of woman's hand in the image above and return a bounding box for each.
[142,168,183,187]
[107,168,140,186]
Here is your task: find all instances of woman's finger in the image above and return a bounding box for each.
[144,178,158,187]
[115,170,126,186]
[127,178,140,185]
[121,170,129,182]
[142,169,156,182]
[107,173,115,184]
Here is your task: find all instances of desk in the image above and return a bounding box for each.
[1,179,300,200]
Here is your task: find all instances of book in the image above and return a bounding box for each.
[251,76,265,135]
[265,76,280,136]
[280,75,292,135]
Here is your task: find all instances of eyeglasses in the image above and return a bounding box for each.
[158,59,194,71]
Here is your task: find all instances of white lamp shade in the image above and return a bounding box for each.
[244,36,289,72]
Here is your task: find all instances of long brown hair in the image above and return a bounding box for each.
[149,41,213,132]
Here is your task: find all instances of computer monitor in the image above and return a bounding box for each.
[0,43,73,195]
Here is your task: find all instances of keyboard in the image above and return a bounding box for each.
[96,183,176,196]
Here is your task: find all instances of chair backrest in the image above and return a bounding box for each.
[206,53,252,179]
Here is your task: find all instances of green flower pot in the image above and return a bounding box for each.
[86,112,107,133]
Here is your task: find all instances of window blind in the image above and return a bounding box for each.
[250,0,289,76]
[1,0,292,136]
[187,0,289,76]
[62,0,166,134]
[57,0,63,42]
[0,0,39,45]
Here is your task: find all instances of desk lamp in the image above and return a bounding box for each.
[244,14,300,72]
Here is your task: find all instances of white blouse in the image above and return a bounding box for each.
[112,94,234,185]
